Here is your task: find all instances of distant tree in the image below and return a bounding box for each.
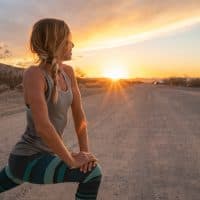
[74,66,86,78]
[0,42,12,59]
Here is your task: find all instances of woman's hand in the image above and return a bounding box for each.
[69,151,98,170]
[79,160,97,173]
[71,151,98,173]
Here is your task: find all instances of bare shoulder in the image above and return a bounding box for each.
[24,65,42,76]
[23,65,37,78]
[23,65,46,91]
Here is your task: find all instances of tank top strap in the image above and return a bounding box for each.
[60,69,72,90]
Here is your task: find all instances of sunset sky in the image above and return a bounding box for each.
[0,0,200,78]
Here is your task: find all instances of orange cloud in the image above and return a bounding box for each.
[73,1,200,49]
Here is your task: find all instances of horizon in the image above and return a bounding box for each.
[0,62,199,81]
[0,1,200,79]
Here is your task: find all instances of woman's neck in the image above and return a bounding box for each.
[39,62,64,72]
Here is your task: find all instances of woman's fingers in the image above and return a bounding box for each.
[87,154,98,162]
[88,161,94,171]
[93,160,97,167]
[79,152,97,162]
[80,164,84,172]
[80,163,88,173]
[83,163,88,173]
[81,151,97,159]
[79,161,97,173]
[77,151,98,171]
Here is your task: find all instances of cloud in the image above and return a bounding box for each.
[75,16,200,52]
[72,0,200,47]
[0,0,200,55]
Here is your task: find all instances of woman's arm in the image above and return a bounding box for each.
[23,66,74,166]
[63,65,90,152]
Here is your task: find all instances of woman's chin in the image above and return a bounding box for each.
[63,55,72,61]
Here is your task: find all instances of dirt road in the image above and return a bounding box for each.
[0,84,200,200]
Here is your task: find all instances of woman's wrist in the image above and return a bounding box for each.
[63,151,74,167]
[79,146,89,152]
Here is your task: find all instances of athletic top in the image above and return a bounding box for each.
[9,67,73,156]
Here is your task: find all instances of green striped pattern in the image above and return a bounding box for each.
[83,165,102,183]
[23,155,44,181]
[76,191,96,199]
[57,163,68,182]
[44,156,61,183]
[5,165,23,184]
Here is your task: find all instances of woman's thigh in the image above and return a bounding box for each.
[8,152,102,185]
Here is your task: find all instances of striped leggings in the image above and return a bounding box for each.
[0,152,102,199]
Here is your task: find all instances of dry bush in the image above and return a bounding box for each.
[186,78,200,87]
[0,63,24,90]
[162,77,200,88]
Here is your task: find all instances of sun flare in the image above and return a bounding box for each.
[103,67,129,80]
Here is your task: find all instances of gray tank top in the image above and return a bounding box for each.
[10,68,73,156]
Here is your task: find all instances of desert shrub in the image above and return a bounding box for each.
[163,77,187,86]
[186,78,200,87]
[162,77,200,88]
[0,64,23,89]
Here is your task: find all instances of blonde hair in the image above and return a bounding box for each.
[30,18,70,104]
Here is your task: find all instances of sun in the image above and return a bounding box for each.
[103,67,129,80]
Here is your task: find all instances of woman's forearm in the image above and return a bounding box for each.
[37,123,74,166]
[72,106,90,152]
[76,124,90,152]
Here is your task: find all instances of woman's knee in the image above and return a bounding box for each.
[82,163,103,183]
[95,163,103,177]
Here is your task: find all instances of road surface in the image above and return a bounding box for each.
[0,84,200,200]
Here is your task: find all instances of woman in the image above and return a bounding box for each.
[0,18,102,199]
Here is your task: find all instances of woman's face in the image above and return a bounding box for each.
[62,32,74,61]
